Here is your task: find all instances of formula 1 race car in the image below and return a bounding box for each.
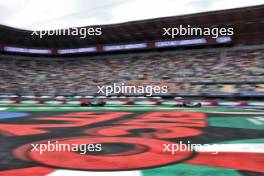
[80,99,106,106]
[173,101,202,108]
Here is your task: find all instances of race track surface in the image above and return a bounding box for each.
[0,106,263,176]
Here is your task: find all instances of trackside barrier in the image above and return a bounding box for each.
[0,98,263,107]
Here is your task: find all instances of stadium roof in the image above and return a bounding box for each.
[1,0,264,30]
[0,5,263,49]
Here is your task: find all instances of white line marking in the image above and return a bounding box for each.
[198,144,264,154]
[47,170,142,176]
[208,111,264,115]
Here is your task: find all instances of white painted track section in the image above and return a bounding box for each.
[47,170,142,176]
[197,144,264,154]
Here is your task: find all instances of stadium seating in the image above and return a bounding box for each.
[0,49,263,94]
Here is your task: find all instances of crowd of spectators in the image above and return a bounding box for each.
[0,49,263,94]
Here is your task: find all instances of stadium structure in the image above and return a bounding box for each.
[0,4,263,176]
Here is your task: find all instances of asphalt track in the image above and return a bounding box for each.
[0,106,263,176]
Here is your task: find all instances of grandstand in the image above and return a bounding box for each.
[0,48,264,96]
[0,5,263,99]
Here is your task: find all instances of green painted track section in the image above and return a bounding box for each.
[143,163,241,176]
[215,138,264,144]
[208,116,264,130]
